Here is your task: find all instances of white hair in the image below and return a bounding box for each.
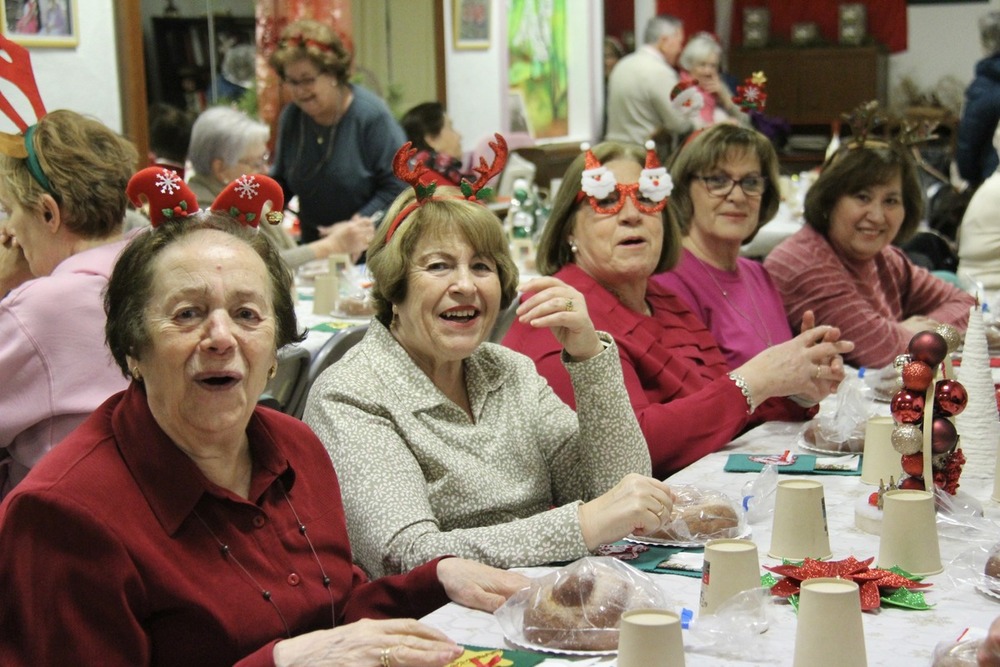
[643,14,682,45]
[679,32,722,71]
[187,106,269,177]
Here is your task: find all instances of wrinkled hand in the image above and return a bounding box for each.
[979,615,1000,666]
[272,618,461,667]
[697,72,724,97]
[737,314,853,406]
[317,216,376,261]
[516,276,603,360]
[578,473,676,551]
[0,227,32,295]
[436,558,529,613]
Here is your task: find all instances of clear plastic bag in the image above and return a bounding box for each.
[802,373,877,453]
[686,587,771,657]
[646,485,746,544]
[741,464,779,524]
[932,627,989,667]
[494,556,669,653]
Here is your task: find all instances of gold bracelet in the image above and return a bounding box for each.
[727,372,755,414]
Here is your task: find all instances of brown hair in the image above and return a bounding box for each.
[367,187,519,327]
[104,213,304,377]
[268,19,352,82]
[535,141,681,276]
[0,109,137,238]
[667,124,781,243]
[804,141,923,243]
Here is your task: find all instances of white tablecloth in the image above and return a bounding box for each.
[740,203,804,259]
[420,419,1000,666]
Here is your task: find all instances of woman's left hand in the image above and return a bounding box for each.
[436,558,529,613]
[516,277,604,361]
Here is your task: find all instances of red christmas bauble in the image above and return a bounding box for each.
[901,453,924,477]
[934,379,968,417]
[899,476,926,491]
[901,361,934,392]
[890,389,926,424]
[931,417,958,454]
[907,331,948,367]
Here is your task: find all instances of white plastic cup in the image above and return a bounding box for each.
[700,539,760,615]
[877,489,942,575]
[769,479,831,560]
[793,578,867,667]
[860,416,902,486]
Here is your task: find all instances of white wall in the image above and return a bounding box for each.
[0,0,122,134]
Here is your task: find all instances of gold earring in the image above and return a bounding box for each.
[268,363,277,379]
[130,366,142,381]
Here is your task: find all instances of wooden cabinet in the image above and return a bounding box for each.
[728,46,887,126]
[149,15,255,110]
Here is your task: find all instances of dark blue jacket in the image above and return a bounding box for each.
[957,53,1000,188]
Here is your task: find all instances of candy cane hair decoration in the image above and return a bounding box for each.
[126,167,284,229]
[384,132,508,242]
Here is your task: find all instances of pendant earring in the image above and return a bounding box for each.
[268,363,278,380]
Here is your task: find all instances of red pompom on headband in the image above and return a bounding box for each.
[126,167,284,229]
[384,132,508,242]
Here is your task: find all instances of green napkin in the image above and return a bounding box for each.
[309,320,367,333]
[725,453,861,476]
[449,645,548,666]
[623,543,705,577]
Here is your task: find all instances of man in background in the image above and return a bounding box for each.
[605,14,693,148]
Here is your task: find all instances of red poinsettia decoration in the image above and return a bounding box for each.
[766,556,930,611]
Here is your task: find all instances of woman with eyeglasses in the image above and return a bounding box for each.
[654,124,791,367]
[503,140,853,478]
[268,19,405,253]
[187,106,357,270]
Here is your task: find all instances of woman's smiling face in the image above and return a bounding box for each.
[827,172,905,262]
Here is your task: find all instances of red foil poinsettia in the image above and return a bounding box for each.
[766,556,930,611]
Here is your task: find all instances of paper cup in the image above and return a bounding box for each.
[769,479,831,560]
[793,578,867,667]
[877,489,942,575]
[860,416,902,486]
[312,274,338,315]
[617,608,685,667]
[700,539,761,615]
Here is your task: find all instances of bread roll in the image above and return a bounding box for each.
[523,570,629,651]
[651,501,739,542]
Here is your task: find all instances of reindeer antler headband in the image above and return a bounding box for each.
[126,167,284,229]
[384,132,508,242]
[0,34,52,195]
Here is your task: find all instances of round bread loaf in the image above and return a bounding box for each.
[652,501,739,542]
[523,569,629,651]
[985,552,1000,592]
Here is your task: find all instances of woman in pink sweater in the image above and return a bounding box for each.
[765,141,974,369]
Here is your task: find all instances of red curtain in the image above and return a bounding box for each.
[730,1,907,53]
[604,0,635,48]
[254,1,354,129]
[656,0,716,39]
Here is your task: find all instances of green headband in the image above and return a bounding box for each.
[24,124,55,196]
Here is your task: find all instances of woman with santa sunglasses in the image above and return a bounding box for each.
[503,141,853,478]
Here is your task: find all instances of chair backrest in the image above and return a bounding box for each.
[258,344,311,415]
[292,323,369,418]
[489,297,521,344]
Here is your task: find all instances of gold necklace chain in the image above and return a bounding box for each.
[692,253,774,347]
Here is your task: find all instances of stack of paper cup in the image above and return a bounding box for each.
[700,539,761,615]
[877,489,942,575]
[769,479,832,560]
[793,578,867,667]
[617,609,685,667]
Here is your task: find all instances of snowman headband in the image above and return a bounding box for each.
[126,167,283,229]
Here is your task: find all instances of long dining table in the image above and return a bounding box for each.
[419,414,1000,665]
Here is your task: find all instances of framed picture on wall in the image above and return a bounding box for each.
[453,0,490,50]
[1,0,79,48]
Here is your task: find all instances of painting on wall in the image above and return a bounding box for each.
[507,0,567,139]
[453,0,491,50]
[1,0,78,48]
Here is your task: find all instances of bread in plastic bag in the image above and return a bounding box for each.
[494,556,668,652]
[801,373,876,453]
[645,485,745,544]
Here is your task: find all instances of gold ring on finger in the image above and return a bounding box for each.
[565,298,574,312]
[814,364,822,379]
[654,503,664,518]
[380,647,392,667]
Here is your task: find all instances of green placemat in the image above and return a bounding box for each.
[448,645,548,666]
[309,320,367,333]
[607,541,704,577]
[725,453,861,476]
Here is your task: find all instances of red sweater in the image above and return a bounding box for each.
[0,384,449,667]
[502,264,814,478]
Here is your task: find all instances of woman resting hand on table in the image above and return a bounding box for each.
[764,136,977,369]
[502,141,853,478]
[304,136,674,578]
[655,124,800,367]
[0,170,526,667]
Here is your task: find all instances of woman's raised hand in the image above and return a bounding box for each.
[577,474,676,551]
[516,276,604,361]
[272,618,461,667]
[736,311,854,406]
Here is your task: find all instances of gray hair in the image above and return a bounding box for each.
[679,32,722,71]
[981,12,1000,55]
[187,106,269,177]
[643,14,682,46]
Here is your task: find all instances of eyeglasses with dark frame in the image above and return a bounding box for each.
[694,174,768,198]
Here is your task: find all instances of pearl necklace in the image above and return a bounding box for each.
[193,479,335,637]
[692,252,774,347]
